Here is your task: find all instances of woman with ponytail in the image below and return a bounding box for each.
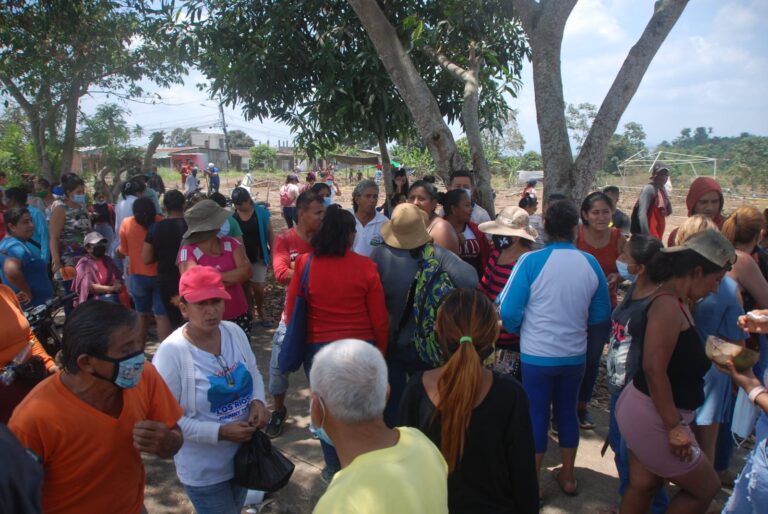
[400,289,538,513]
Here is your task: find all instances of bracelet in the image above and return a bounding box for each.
[749,386,767,405]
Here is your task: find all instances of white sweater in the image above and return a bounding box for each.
[152,321,266,447]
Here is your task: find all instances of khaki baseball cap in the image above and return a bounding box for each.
[662,229,736,269]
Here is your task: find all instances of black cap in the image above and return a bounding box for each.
[231,187,251,205]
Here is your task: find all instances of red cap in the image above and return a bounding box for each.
[179,266,232,303]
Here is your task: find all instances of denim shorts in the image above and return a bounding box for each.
[128,274,166,316]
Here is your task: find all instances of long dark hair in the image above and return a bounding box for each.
[132,196,157,230]
[438,189,470,218]
[311,204,355,256]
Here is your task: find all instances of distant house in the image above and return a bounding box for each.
[190,132,228,151]
[152,145,244,172]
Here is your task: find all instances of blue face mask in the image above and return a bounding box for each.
[310,397,335,447]
[72,194,86,205]
[92,350,145,389]
[616,259,636,282]
[322,197,332,208]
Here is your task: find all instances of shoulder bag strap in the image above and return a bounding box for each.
[299,254,312,298]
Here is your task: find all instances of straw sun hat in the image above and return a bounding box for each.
[380,203,432,250]
[478,206,538,242]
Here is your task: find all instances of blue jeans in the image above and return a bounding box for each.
[723,439,768,513]
[384,342,431,427]
[183,480,247,514]
[268,322,289,396]
[128,274,166,315]
[522,361,585,453]
[609,393,670,513]
[303,342,341,474]
[282,207,297,229]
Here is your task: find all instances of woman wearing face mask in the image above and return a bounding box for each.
[407,180,460,255]
[605,234,667,512]
[152,266,269,514]
[576,191,626,429]
[310,182,334,208]
[49,173,92,303]
[477,206,537,379]
[73,232,124,306]
[442,189,490,278]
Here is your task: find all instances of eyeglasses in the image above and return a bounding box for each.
[215,355,235,387]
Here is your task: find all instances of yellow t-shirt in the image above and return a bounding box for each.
[313,426,448,514]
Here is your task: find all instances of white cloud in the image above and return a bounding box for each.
[565,0,625,42]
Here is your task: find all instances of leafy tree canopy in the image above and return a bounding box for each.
[0,0,187,180]
[227,130,254,148]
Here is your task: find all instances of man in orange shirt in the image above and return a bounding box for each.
[9,300,183,514]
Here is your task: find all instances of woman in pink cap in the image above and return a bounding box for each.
[153,265,269,513]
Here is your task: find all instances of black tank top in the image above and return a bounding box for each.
[632,295,710,411]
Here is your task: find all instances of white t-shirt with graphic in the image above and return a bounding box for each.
[154,324,264,487]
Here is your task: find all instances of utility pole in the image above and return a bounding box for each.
[218,101,231,171]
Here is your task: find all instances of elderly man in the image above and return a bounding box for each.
[310,339,448,514]
[9,301,183,514]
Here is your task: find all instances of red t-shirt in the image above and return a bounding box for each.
[273,228,314,324]
[285,251,389,352]
[576,226,621,307]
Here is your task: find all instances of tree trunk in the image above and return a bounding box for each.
[346,0,466,184]
[59,83,81,177]
[513,0,688,203]
[143,131,165,172]
[572,0,690,193]
[377,132,394,204]
[460,50,495,218]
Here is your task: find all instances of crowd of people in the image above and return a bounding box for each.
[1,162,768,514]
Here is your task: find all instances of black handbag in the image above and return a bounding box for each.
[233,430,295,492]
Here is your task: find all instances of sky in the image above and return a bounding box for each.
[79,0,768,153]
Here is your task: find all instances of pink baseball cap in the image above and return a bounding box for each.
[179,266,232,303]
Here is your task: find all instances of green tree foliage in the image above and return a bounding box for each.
[565,102,597,152]
[79,104,133,148]
[227,130,254,148]
[653,128,768,191]
[167,128,198,147]
[249,144,278,170]
[0,123,37,182]
[0,0,186,181]
[603,122,647,174]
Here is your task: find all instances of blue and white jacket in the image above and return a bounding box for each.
[497,242,611,366]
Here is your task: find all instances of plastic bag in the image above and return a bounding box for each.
[234,431,295,492]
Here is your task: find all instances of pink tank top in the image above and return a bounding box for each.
[178,236,249,320]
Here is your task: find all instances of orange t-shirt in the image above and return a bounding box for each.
[119,215,163,276]
[8,363,183,514]
[0,284,54,370]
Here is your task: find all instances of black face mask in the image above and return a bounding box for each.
[492,234,514,251]
[92,244,107,258]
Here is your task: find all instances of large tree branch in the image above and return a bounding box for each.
[346,0,465,182]
[422,45,469,83]
[511,0,539,33]
[574,0,689,174]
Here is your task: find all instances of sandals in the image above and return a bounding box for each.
[551,467,579,496]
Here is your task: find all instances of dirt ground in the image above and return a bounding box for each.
[141,175,753,513]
